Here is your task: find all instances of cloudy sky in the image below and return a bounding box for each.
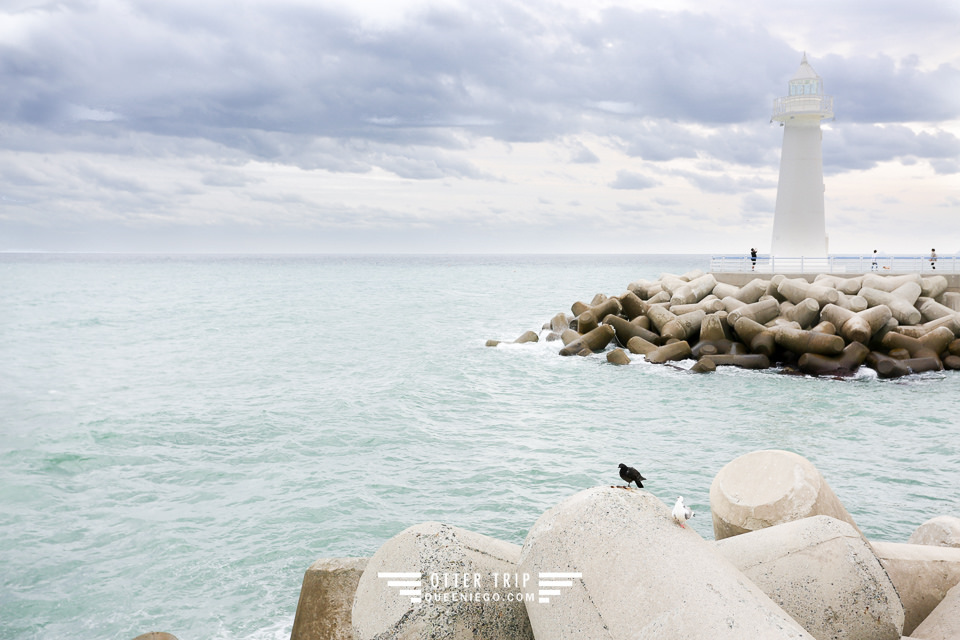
[1,0,958,254]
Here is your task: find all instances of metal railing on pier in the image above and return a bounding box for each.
[710,254,958,274]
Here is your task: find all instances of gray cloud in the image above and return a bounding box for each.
[826,53,960,124]
[4,2,955,163]
[1,0,957,252]
[569,140,600,164]
[609,170,659,190]
[617,201,653,212]
[740,192,775,220]
[825,123,960,175]
[669,168,777,195]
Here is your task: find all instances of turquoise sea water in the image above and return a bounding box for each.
[1,253,958,640]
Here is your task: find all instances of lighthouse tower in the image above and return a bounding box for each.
[770,54,833,257]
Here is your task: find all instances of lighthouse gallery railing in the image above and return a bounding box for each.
[772,95,834,118]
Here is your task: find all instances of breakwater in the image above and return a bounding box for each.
[291,450,960,640]
[488,270,960,378]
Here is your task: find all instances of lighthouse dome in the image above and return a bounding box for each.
[791,53,820,81]
[789,53,823,96]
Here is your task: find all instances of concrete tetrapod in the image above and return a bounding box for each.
[811,320,837,334]
[908,516,960,548]
[820,303,870,344]
[733,316,768,344]
[626,336,658,355]
[815,274,864,295]
[727,298,781,327]
[860,288,923,326]
[881,332,943,359]
[713,282,740,300]
[548,312,570,332]
[774,327,845,357]
[797,342,870,377]
[910,582,960,640]
[694,339,725,356]
[518,487,815,640]
[606,348,631,365]
[572,297,621,321]
[903,314,960,339]
[576,311,598,334]
[352,522,534,640]
[617,291,647,320]
[870,542,960,635]
[691,358,717,373]
[646,304,678,334]
[735,278,769,303]
[661,309,706,341]
[942,292,960,311]
[780,297,821,328]
[699,312,727,342]
[647,290,671,304]
[628,280,660,299]
[862,273,922,292]
[866,352,914,379]
[630,314,652,330]
[604,314,660,346]
[710,450,864,540]
[918,299,957,323]
[659,272,689,294]
[513,330,540,344]
[836,292,869,312]
[918,326,956,356]
[670,298,725,315]
[644,340,692,364]
[722,296,747,312]
[951,339,960,357]
[750,332,777,358]
[558,324,616,356]
[891,281,923,305]
[292,557,368,640]
[670,273,717,305]
[777,278,839,307]
[921,275,949,299]
[714,516,903,640]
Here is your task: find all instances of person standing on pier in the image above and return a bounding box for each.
[750,248,757,270]
[871,249,878,271]
[931,248,938,270]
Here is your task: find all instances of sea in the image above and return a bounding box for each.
[1,253,958,640]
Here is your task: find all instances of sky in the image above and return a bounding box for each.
[1,0,958,254]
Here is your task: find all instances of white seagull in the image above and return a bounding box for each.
[672,496,694,528]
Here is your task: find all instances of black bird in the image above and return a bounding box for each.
[618,463,646,488]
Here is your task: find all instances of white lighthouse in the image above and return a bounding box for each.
[770,54,833,257]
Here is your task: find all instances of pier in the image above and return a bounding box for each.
[711,254,960,288]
